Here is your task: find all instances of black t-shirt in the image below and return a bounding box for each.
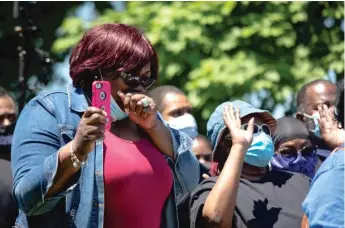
[0,158,18,228]
[189,169,310,228]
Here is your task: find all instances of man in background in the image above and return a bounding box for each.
[0,87,18,227]
[192,134,212,180]
[148,85,212,180]
[192,134,212,168]
[148,85,198,139]
[296,79,337,160]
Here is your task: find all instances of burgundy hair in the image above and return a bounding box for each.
[69,23,158,86]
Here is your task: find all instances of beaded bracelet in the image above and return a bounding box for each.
[70,141,87,168]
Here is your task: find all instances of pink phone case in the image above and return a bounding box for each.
[92,81,111,130]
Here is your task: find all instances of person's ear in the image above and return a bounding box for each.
[296,112,304,122]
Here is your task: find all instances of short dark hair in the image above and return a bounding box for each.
[0,87,10,98]
[147,85,185,112]
[0,86,17,113]
[70,23,158,86]
[335,79,344,127]
[296,79,335,112]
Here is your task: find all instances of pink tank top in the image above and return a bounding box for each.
[103,131,173,228]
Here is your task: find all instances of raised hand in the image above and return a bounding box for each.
[318,104,345,149]
[223,104,254,148]
[118,91,158,130]
[74,107,107,155]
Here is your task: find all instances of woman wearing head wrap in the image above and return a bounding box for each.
[186,101,310,228]
[270,117,318,178]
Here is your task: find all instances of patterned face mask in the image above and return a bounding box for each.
[270,146,318,178]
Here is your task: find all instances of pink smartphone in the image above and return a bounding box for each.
[92,81,111,130]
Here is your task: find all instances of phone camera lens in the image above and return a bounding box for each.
[100,92,106,100]
[95,83,102,89]
[100,105,105,110]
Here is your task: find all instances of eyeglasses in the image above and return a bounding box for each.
[241,123,271,136]
[118,72,156,90]
[279,146,316,162]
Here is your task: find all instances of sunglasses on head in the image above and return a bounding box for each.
[118,72,156,90]
[279,146,316,162]
[241,123,271,136]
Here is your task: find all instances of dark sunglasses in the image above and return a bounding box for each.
[241,123,271,136]
[279,146,316,161]
[118,72,156,90]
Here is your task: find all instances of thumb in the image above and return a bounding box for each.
[117,91,126,103]
[247,117,255,135]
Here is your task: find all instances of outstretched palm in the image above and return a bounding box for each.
[223,104,254,148]
[318,104,345,149]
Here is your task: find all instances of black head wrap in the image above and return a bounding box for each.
[272,117,310,149]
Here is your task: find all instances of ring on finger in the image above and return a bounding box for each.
[143,107,150,113]
[141,98,150,108]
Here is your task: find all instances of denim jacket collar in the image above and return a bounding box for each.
[66,84,88,113]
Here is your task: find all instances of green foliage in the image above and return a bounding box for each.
[53,1,344,133]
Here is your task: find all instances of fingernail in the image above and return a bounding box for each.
[117,91,122,95]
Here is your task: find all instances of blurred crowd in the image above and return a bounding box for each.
[0,23,344,228]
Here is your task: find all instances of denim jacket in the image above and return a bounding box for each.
[11,84,200,228]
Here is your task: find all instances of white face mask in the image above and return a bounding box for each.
[167,113,198,139]
[303,112,321,137]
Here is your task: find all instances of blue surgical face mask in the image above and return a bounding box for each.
[303,112,321,137]
[167,113,198,139]
[111,96,128,121]
[244,131,275,167]
[97,68,128,121]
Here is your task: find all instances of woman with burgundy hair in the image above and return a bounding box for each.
[11,23,199,228]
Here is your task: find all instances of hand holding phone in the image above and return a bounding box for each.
[92,81,111,130]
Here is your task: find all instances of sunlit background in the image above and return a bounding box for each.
[0,1,343,134]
